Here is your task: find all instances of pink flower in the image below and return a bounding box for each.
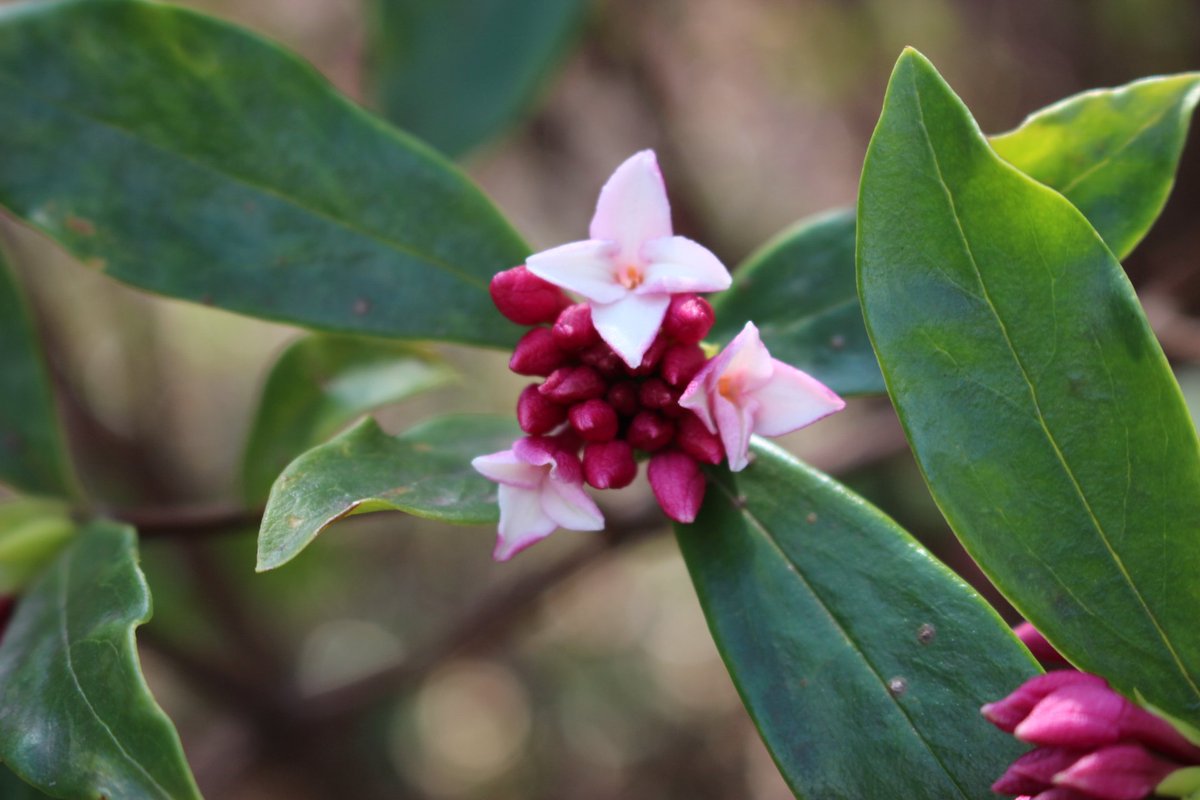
[471,437,604,561]
[678,321,845,471]
[526,151,731,368]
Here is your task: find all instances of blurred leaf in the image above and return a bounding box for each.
[242,334,454,503]
[991,72,1200,259]
[711,209,882,396]
[0,0,528,347]
[258,414,518,571]
[0,521,201,799]
[367,0,589,157]
[679,441,1036,799]
[0,251,73,497]
[0,765,52,799]
[0,498,75,594]
[858,50,1200,721]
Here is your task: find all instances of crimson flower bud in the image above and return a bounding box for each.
[982,672,1108,733]
[1015,621,1073,670]
[539,366,607,404]
[489,265,570,325]
[1056,744,1179,800]
[606,381,640,417]
[517,384,567,435]
[638,378,674,410]
[663,294,714,344]
[568,399,619,442]
[552,303,600,351]
[509,328,568,376]
[627,410,675,451]
[579,342,624,378]
[647,451,706,523]
[660,342,708,387]
[677,413,723,465]
[583,440,637,489]
[626,334,669,377]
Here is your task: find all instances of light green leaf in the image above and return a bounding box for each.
[0,0,528,347]
[679,441,1036,799]
[992,72,1200,259]
[0,521,201,799]
[257,414,518,571]
[0,498,75,594]
[367,0,589,157]
[858,49,1200,722]
[242,334,454,503]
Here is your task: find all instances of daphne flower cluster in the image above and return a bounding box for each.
[473,151,844,561]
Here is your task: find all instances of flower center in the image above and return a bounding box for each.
[718,374,740,401]
[617,264,644,290]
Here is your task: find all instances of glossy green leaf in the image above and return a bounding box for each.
[0,0,528,347]
[0,521,200,799]
[258,414,518,571]
[711,210,882,396]
[858,50,1200,721]
[679,441,1036,799]
[0,251,73,497]
[992,72,1200,260]
[0,498,75,594]
[367,0,588,157]
[242,334,454,503]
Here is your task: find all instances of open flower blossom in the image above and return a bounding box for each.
[982,671,1200,800]
[471,436,604,561]
[526,150,731,368]
[680,321,845,471]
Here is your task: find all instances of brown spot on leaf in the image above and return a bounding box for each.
[887,677,907,696]
[805,512,818,524]
[353,298,371,316]
[84,257,107,271]
[917,623,936,645]
[286,515,304,529]
[66,215,95,236]
[830,334,846,350]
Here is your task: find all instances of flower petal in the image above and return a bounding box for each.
[647,451,707,523]
[640,236,732,294]
[527,239,625,304]
[472,449,544,489]
[1054,743,1179,800]
[715,392,757,472]
[541,477,605,532]
[589,150,672,261]
[494,484,559,561]
[720,322,775,393]
[592,292,671,368]
[750,359,846,437]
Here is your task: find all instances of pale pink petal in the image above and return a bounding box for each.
[639,236,732,294]
[592,292,671,368]
[715,392,757,472]
[750,360,845,437]
[589,150,672,261]
[679,360,719,433]
[541,478,605,531]
[494,484,559,561]
[526,239,625,304]
[721,322,775,394]
[513,436,558,468]
[472,449,544,489]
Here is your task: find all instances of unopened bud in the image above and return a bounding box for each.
[647,451,706,523]
[517,384,567,435]
[509,328,568,376]
[580,342,624,378]
[552,303,600,351]
[638,378,675,410]
[982,672,1108,733]
[663,294,714,344]
[626,334,669,377]
[489,265,570,325]
[627,410,675,451]
[660,342,708,387]
[539,366,607,404]
[569,399,619,442]
[583,441,637,489]
[677,413,724,465]
[1056,743,1179,800]
[990,747,1080,795]
[1014,622,1073,669]
[606,381,640,417]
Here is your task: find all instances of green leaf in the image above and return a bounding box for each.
[0,250,73,497]
[242,334,454,503]
[367,0,589,157]
[0,498,75,594]
[679,441,1036,799]
[991,72,1200,260]
[0,765,53,799]
[0,0,528,347]
[0,521,201,799]
[710,209,883,396]
[257,414,518,571]
[858,49,1200,722]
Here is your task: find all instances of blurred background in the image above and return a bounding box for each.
[2,0,1199,797]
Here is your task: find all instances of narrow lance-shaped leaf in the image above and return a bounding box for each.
[0,0,528,347]
[242,334,454,503]
[679,441,1037,799]
[258,414,519,571]
[0,249,74,497]
[0,521,201,799]
[367,0,589,157]
[858,49,1200,722]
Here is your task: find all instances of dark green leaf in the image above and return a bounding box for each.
[0,0,528,347]
[0,765,53,799]
[242,334,454,503]
[679,441,1035,799]
[858,50,1200,721]
[711,210,882,396]
[0,498,75,594]
[0,521,200,799]
[367,0,588,157]
[991,72,1200,259]
[258,414,518,571]
[0,250,73,496]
